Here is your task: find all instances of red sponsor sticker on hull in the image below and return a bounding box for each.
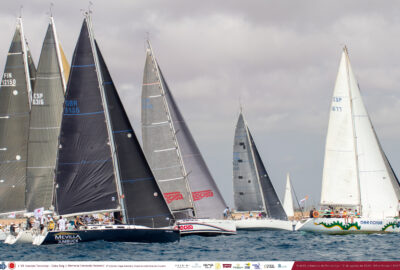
[163,191,184,203]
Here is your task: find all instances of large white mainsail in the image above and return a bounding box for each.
[320,48,360,208]
[321,47,400,218]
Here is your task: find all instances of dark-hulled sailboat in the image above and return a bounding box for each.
[33,14,178,245]
[0,17,36,219]
[141,42,236,235]
[232,111,294,231]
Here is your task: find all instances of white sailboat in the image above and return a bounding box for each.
[296,47,400,234]
[232,111,294,231]
[141,41,236,236]
[283,173,295,219]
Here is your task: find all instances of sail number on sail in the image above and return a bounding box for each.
[332,96,342,112]
[64,100,80,114]
[32,93,44,105]
[1,73,16,87]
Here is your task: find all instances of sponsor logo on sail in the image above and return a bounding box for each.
[54,232,82,244]
[0,262,6,270]
[244,263,251,269]
[264,264,275,269]
[192,190,214,201]
[7,263,15,269]
[222,264,232,268]
[164,192,183,204]
[233,264,243,269]
[203,263,213,269]
[215,263,221,269]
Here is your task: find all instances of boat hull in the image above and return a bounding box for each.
[4,230,33,244]
[177,219,236,236]
[32,225,180,245]
[0,231,7,241]
[234,218,295,231]
[296,218,400,234]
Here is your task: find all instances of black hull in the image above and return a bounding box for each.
[39,228,180,245]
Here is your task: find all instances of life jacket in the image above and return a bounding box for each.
[48,221,55,230]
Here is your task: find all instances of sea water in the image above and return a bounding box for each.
[1,230,399,261]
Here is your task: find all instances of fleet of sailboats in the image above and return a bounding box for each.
[1,9,400,246]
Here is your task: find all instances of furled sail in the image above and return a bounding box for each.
[283,173,294,217]
[142,43,226,219]
[0,18,35,215]
[96,42,174,227]
[233,111,287,220]
[26,17,67,212]
[54,19,119,216]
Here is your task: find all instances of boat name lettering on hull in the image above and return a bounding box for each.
[54,233,82,244]
[360,220,383,225]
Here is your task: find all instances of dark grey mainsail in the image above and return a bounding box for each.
[96,42,174,227]
[233,112,287,220]
[142,43,226,219]
[54,18,119,216]
[233,113,264,211]
[0,18,35,215]
[26,18,67,212]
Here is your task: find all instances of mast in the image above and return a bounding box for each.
[146,41,196,216]
[51,16,67,92]
[343,46,362,212]
[18,17,33,109]
[85,13,127,224]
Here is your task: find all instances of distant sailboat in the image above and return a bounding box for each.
[0,17,36,219]
[141,41,236,235]
[232,111,294,231]
[283,173,295,218]
[33,14,179,245]
[5,17,69,245]
[296,47,400,234]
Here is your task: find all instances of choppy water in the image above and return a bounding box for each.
[1,230,399,261]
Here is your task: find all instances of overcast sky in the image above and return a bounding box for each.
[2,0,400,208]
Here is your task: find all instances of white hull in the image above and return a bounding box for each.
[176,219,236,235]
[234,218,295,231]
[296,217,400,234]
[4,230,33,244]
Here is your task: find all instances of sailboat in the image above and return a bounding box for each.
[33,14,179,245]
[5,16,69,245]
[296,47,400,234]
[0,17,36,225]
[232,111,293,231]
[141,41,236,235]
[283,173,295,219]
